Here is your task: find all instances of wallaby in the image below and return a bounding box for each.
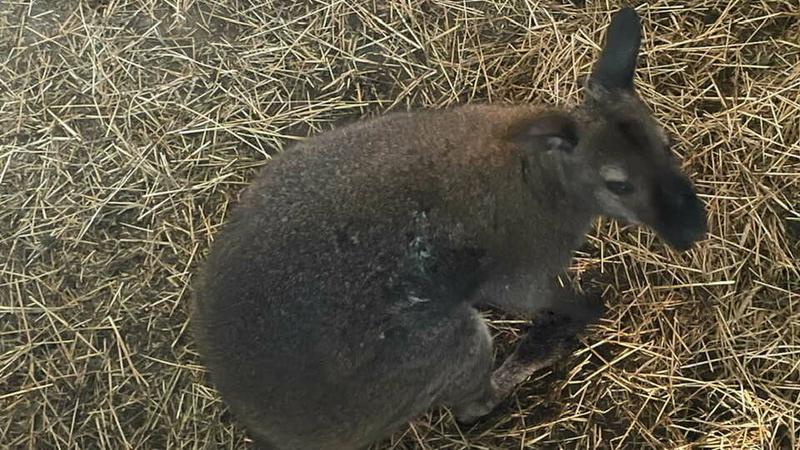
[193,7,706,450]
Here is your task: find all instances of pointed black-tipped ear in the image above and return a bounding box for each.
[588,7,642,92]
[511,113,579,153]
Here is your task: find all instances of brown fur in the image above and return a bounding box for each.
[193,8,706,450]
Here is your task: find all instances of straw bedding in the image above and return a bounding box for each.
[1,1,798,448]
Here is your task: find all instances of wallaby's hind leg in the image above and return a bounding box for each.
[453,310,598,424]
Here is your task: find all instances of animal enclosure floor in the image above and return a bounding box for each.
[1,1,798,448]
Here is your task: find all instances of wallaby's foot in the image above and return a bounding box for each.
[454,308,601,425]
[251,439,277,450]
[454,401,495,427]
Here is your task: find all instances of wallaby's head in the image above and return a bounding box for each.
[518,8,706,250]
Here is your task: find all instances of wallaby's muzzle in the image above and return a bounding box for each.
[652,174,707,250]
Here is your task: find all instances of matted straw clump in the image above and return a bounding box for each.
[1,1,798,448]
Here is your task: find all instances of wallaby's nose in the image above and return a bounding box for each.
[655,174,707,251]
[661,174,697,208]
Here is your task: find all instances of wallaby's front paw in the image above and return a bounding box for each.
[530,310,591,343]
[582,281,607,308]
[575,289,606,325]
[543,291,606,330]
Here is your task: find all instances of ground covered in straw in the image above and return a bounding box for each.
[1,1,798,448]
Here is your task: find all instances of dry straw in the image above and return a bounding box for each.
[1,1,798,448]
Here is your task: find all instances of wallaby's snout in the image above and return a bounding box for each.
[653,173,707,251]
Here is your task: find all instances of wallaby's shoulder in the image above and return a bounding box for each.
[240,104,556,212]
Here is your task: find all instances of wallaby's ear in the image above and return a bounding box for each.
[511,113,579,154]
[588,7,642,93]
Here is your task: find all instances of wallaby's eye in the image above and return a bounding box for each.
[606,181,635,195]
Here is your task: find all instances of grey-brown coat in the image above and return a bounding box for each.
[193,8,706,450]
